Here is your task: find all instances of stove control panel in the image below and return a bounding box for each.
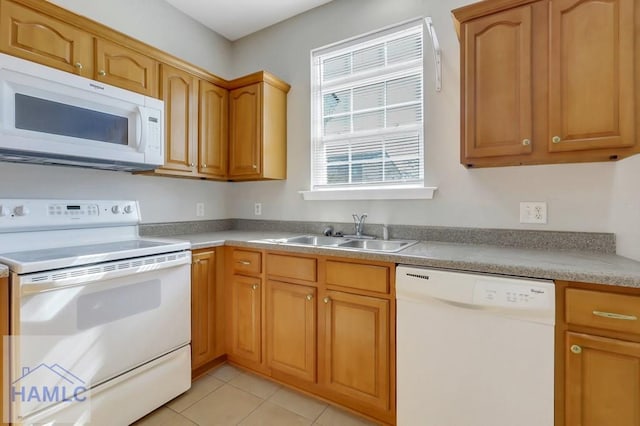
[0,199,140,231]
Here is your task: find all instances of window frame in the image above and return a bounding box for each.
[304,17,436,201]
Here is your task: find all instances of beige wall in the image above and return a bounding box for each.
[228,0,616,233]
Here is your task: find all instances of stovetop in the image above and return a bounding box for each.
[0,199,191,274]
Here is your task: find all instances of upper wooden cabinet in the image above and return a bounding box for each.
[0,0,290,182]
[95,38,158,97]
[453,0,639,168]
[461,5,533,160]
[0,0,93,77]
[547,0,635,153]
[199,80,228,179]
[160,64,199,175]
[228,73,290,181]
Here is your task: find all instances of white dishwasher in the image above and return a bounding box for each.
[396,266,555,426]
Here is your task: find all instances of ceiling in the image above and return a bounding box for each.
[164,0,334,41]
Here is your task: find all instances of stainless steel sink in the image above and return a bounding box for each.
[337,239,418,252]
[268,234,418,253]
[285,235,347,246]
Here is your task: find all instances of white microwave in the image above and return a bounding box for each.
[0,53,164,171]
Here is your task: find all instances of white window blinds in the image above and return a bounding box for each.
[310,19,424,191]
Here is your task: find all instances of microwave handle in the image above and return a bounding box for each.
[136,106,149,153]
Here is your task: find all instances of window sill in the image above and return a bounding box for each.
[299,186,437,201]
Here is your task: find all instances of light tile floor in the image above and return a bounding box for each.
[133,364,378,426]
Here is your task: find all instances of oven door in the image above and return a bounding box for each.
[10,251,191,419]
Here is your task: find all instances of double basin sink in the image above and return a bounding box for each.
[265,235,418,253]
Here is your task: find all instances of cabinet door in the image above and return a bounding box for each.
[321,290,390,412]
[95,38,158,97]
[548,0,635,152]
[566,333,640,426]
[462,5,533,160]
[160,64,198,174]
[199,80,228,179]
[191,250,224,372]
[229,275,262,364]
[229,83,262,178]
[266,280,316,382]
[0,0,93,77]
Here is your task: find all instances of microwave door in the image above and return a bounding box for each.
[0,62,155,167]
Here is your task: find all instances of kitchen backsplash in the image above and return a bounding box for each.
[141,219,616,253]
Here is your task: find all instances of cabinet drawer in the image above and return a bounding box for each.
[566,288,640,335]
[266,253,317,282]
[325,260,389,294]
[232,249,261,275]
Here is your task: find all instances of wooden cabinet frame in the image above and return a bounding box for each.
[453,0,640,168]
[224,247,396,425]
[555,280,640,426]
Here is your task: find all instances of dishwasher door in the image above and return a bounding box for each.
[396,266,555,426]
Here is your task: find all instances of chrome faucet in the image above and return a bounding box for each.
[352,213,367,237]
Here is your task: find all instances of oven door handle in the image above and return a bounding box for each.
[18,252,191,295]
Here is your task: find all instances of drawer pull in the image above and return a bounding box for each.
[251,284,258,290]
[237,260,251,265]
[570,345,582,354]
[592,310,638,321]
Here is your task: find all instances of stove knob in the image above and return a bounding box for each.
[123,205,133,214]
[111,205,120,214]
[13,205,29,216]
[0,205,10,217]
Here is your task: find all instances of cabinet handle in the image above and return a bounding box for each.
[552,136,561,144]
[74,62,83,70]
[252,164,257,169]
[522,139,531,146]
[251,284,258,290]
[202,164,207,168]
[190,163,195,167]
[98,70,107,76]
[306,294,313,301]
[237,260,251,265]
[570,345,582,354]
[193,259,200,264]
[323,296,330,304]
[592,310,638,321]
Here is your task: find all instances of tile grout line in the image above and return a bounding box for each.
[311,405,329,425]
[234,395,269,425]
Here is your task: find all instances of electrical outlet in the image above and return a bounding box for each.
[254,202,262,216]
[196,202,205,217]
[519,202,547,224]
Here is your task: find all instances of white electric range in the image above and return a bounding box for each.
[0,199,192,425]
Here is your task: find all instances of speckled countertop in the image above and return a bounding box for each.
[165,230,640,288]
[0,264,7,279]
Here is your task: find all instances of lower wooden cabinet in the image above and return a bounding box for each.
[190,248,224,377]
[266,280,316,383]
[565,332,640,426]
[320,290,390,414]
[559,282,640,426]
[225,248,395,424]
[228,274,262,365]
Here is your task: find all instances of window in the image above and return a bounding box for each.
[309,19,426,198]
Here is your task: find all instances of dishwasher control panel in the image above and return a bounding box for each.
[473,279,553,310]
